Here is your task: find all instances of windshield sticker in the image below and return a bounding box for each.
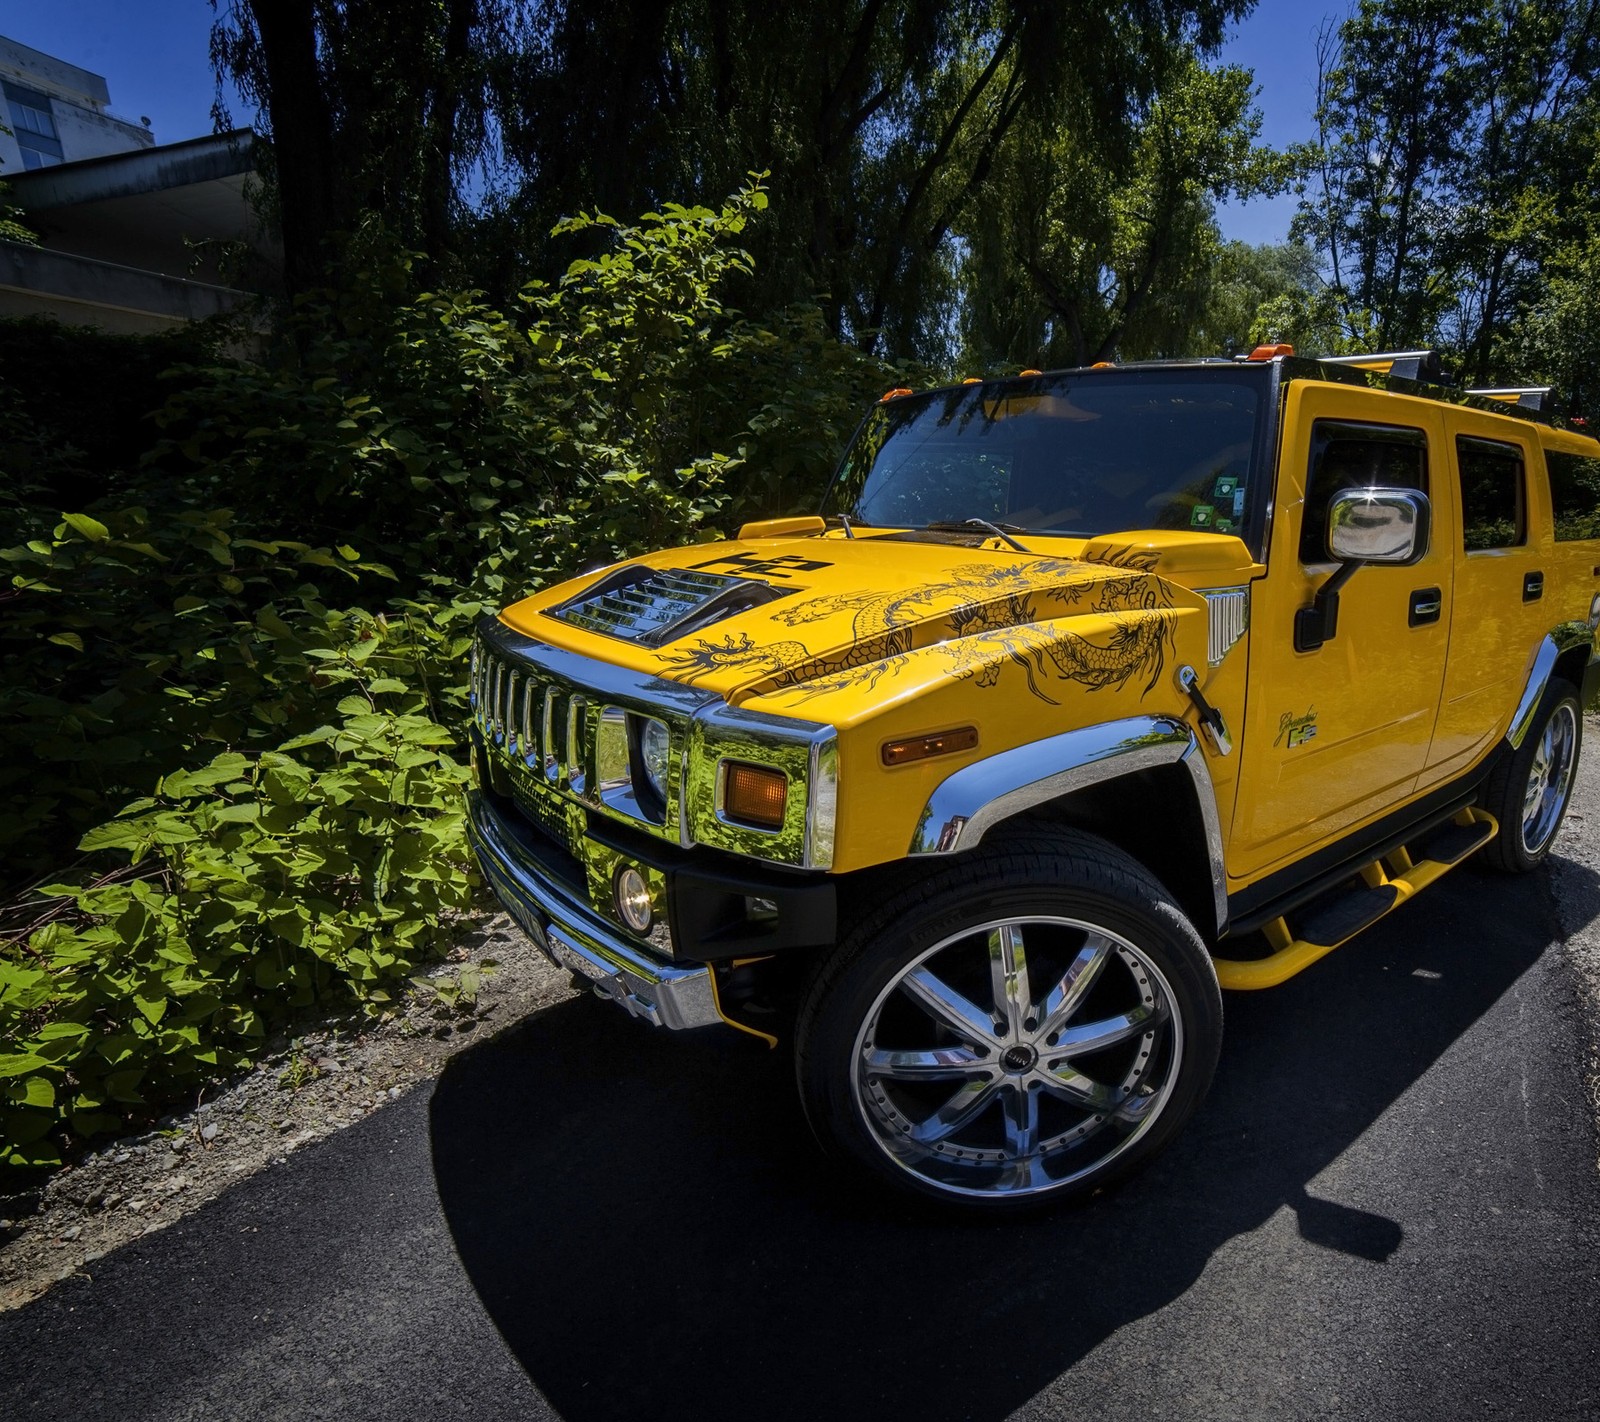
[1190,504,1217,529]
[1213,475,1238,499]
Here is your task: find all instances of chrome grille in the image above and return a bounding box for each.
[471,637,586,791]
[1204,587,1250,666]
[547,565,791,646]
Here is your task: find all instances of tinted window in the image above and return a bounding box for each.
[826,370,1266,543]
[1300,421,1428,563]
[1456,436,1526,550]
[1547,451,1600,542]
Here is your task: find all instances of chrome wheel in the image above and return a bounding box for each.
[849,916,1184,1200]
[1521,701,1577,855]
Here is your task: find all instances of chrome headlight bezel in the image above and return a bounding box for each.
[683,703,838,869]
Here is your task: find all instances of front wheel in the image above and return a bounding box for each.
[1479,677,1582,874]
[794,830,1222,1212]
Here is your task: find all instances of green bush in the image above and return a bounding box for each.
[2,180,907,1168]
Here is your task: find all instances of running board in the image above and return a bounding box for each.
[1212,808,1498,990]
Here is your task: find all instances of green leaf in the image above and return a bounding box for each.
[9,1075,56,1109]
[48,632,85,651]
[63,512,110,542]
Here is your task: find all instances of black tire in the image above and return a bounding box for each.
[1478,677,1582,874]
[794,828,1222,1214]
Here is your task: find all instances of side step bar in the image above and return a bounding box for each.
[1213,808,1498,990]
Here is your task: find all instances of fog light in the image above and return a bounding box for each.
[723,762,788,829]
[614,866,653,934]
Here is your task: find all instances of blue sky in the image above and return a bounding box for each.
[1216,4,1344,246]
[3,1,1340,248]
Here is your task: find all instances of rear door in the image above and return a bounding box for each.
[1425,415,1547,780]
[1230,381,1451,880]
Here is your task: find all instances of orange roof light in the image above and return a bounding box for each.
[1092,361,1115,369]
[879,387,914,402]
[1247,343,1296,361]
[1019,368,1042,377]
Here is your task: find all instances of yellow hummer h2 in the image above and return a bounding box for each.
[467,348,1600,1210]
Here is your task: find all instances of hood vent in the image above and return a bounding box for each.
[546,565,793,647]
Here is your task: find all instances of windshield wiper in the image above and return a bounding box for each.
[924,518,1033,553]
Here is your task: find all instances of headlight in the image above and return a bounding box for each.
[638,717,672,804]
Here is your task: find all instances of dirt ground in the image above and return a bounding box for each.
[0,912,572,1312]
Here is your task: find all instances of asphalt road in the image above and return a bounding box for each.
[4,801,1600,1419]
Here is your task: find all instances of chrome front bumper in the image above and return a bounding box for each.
[466,789,721,1030]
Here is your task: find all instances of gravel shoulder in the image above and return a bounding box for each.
[0,911,572,1311]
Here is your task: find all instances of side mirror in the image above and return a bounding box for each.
[1327,487,1430,564]
[1296,487,1432,652]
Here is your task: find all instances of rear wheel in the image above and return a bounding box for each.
[794,830,1222,1212]
[1479,677,1582,873]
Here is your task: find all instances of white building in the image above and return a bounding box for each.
[0,35,155,171]
[0,35,274,331]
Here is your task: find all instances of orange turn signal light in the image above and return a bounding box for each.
[723,762,788,828]
[881,726,979,767]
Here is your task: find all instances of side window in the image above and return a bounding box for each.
[1300,421,1428,564]
[1456,436,1526,551]
[1547,451,1600,542]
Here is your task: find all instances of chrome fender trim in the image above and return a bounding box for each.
[909,715,1229,936]
[1508,636,1561,750]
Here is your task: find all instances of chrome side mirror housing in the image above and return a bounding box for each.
[1296,487,1432,652]
[1327,486,1430,565]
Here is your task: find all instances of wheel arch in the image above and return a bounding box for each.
[907,715,1227,940]
[1510,629,1598,750]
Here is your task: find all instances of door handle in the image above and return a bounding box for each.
[1523,571,1544,602]
[1409,588,1442,626]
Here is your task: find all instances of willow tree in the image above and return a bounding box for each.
[956,54,1289,368]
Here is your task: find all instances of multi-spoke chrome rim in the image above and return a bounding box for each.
[1522,703,1578,855]
[850,916,1183,1198]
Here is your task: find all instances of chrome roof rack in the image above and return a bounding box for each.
[1317,350,1443,382]
[1464,386,1551,411]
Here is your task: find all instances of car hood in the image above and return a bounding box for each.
[499,530,1243,713]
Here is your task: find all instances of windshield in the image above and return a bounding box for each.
[824,368,1270,545]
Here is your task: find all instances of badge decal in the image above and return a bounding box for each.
[689,552,834,578]
[1275,707,1318,748]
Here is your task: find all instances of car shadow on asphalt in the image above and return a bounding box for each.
[428,861,1597,1422]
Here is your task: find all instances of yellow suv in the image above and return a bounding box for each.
[466,349,1600,1210]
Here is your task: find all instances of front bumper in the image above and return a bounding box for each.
[466,788,721,1030]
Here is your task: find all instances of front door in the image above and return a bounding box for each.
[1230,383,1451,881]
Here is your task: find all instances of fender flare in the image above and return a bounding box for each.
[1509,625,1598,750]
[908,714,1228,937]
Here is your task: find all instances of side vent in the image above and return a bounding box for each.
[1204,587,1249,666]
[546,565,794,647]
